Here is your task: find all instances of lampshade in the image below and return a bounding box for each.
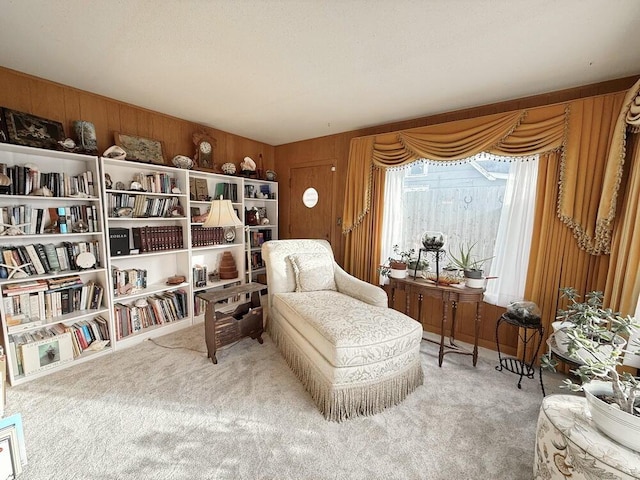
[202,197,243,227]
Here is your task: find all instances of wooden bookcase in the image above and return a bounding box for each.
[0,144,112,385]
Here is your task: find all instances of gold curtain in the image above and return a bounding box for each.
[606,132,640,314]
[342,91,629,334]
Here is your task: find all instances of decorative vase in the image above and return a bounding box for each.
[583,380,640,452]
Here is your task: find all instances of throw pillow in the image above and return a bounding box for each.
[287,253,337,292]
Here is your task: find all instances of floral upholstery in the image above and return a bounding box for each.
[273,291,421,368]
[287,253,337,292]
[262,239,424,421]
[534,395,640,479]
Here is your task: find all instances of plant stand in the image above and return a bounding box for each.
[495,313,544,392]
[413,248,445,282]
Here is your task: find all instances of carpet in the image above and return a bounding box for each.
[6,325,555,479]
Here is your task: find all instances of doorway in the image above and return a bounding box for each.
[288,163,335,242]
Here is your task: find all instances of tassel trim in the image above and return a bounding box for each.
[268,320,424,422]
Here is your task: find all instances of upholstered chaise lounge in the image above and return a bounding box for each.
[262,239,424,421]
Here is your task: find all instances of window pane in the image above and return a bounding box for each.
[402,160,509,272]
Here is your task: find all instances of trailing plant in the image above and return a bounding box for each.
[378,245,416,277]
[541,287,640,415]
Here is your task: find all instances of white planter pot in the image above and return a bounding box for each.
[464,277,486,289]
[584,380,640,452]
[389,268,407,279]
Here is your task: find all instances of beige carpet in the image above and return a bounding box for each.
[7,325,560,479]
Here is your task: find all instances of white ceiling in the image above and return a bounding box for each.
[1,0,640,146]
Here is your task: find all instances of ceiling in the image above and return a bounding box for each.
[1,1,640,146]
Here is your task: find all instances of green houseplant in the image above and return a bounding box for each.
[378,245,415,279]
[447,242,493,279]
[542,287,640,451]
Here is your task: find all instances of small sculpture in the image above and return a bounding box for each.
[103,145,127,160]
[265,170,277,181]
[222,162,236,175]
[172,155,193,169]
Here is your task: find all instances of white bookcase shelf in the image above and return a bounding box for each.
[0,149,278,384]
[0,144,111,385]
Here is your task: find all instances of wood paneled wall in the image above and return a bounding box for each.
[0,67,275,173]
[275,75,639,267]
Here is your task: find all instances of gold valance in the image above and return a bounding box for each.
[343,93,626,257]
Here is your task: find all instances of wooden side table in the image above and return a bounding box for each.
[389,277,483,367]
[197,282,266,364]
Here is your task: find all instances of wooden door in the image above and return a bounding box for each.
[289,163,335,241]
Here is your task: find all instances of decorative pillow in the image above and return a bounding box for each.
[287,253,337,292]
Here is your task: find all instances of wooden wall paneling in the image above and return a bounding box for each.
[28,78,66,124]
[117,104,139,139]
[62,89,81,135]
[105,100,123,152]
[0,69,32,111]
[135,109,154,141]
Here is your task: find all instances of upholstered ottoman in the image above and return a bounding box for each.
[534,395,640,479]
[263,239,424,421]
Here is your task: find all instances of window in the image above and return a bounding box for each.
[382,153,539,306]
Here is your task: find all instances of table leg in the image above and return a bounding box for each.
[439,298,448,367]
[473,301,482,366]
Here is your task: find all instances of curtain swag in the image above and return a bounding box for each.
[343,92,629,259]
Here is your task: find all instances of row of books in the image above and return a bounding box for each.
[4,278,105,328]
[8,315,109,377]
[131,225,184,252]
[0,204,99,235]
[193,264,207,287]
[1,164,95,197]
[113,289,188,339]
[106,193,181,218]
[0,240,101,278]
[112,267,148,297]
[249,229,273,248]
[249,251,265,270]
[129,171,178,194]
[190,225,226,247]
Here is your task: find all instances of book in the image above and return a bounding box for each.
[57,207,68,233]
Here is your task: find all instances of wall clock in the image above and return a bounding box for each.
[193,132,217,171]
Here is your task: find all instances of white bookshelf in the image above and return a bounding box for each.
[0,144,112,385]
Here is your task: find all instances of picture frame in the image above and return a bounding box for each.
[114,132,165,165]
[3,108,65,150]
[0,108,9,144]
[0,426,21,479]
[0,414,26,472]
[21,332,74,376]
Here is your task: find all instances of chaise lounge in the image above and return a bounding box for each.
[262,239,424,421]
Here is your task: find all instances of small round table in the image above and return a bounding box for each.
[534,395,640,479]
[495,313,544,391]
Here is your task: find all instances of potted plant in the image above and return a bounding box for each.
[379,245,415,279]
[541,287,640,451]
[408,256,429,278]
[447,242,493,287]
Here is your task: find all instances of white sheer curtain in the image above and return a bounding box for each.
[380,168,406,281]
[484,157,539,306]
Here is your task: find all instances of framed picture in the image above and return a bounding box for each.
[0,426,20,479]
[0,414,26,472]
[3,108,65,150]
[114,132,165,165]
[21,332,74,376]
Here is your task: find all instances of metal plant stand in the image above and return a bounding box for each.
[495,313,544,392]
[413,248,446,282]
